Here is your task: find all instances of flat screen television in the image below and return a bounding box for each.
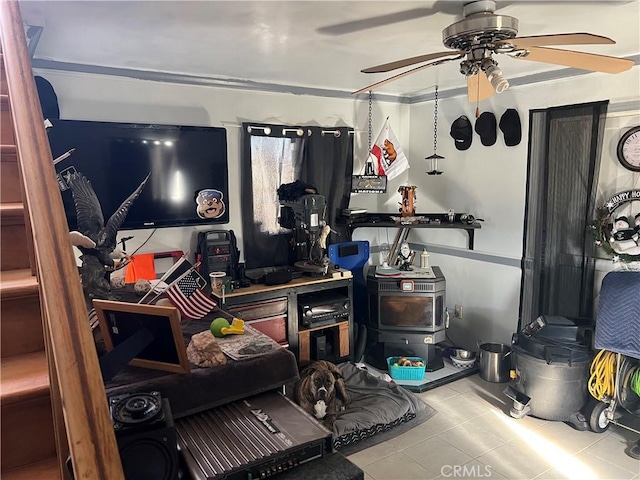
[48,119,229,230]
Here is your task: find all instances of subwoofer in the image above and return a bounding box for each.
[109,391,179,480]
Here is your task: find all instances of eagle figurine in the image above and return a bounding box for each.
[66,171,150,305]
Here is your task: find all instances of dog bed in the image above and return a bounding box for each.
[332,362,429,450]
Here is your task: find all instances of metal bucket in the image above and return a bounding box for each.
[478,343,512,383]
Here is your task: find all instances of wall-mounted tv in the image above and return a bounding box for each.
[49,119,229,230]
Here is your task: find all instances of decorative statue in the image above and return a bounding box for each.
[398,185,417,217]
[397,241,414,271]
[66,171,150,306]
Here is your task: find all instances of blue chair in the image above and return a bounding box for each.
[328,241,370,361]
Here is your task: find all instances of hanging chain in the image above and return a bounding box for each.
[365,90,374,175]
[433,85,438,154]
[368,91,373,153]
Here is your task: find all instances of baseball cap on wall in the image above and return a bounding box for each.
[474,112,497,146]
[499,108,522,146]
[450,115,472,151]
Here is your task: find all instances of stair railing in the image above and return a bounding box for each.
[0,1,124,478]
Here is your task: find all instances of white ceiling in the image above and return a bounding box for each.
[18,0,640,99]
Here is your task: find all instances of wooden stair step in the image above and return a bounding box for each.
[0,202,24,222]
[1,293,43,358]
[0,144,17,159]
[0,212,31,269]
[0,53,7,95]
[2,456,62,480]
[0,269,38,298]
[0,351,50,405]
[1,94,15,144]
[1,351,57,471]
[0,146,22,203]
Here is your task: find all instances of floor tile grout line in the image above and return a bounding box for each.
[406,410,492,446]
[572,433,640,476]
[437,429,507,460]
[351,375,636,479]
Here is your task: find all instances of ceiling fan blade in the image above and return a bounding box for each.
[317,8,436,36]
[499,33,615,49]
[467,72,494,103]
[352,54,464,95]
[362,51,463,74]
[317,1,464,36]
[515,46,634,74]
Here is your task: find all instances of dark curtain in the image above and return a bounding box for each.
[301,126,354,244]
[240,123,305,269]
[241,123,353,270]
[520,101,608,328]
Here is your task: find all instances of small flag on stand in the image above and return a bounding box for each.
[165,269,218,320]
[369,118,409,181]
[137,255,194,304]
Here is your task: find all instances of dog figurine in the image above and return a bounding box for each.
[294,360,350,428]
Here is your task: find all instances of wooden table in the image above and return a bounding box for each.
[212,270,354,365]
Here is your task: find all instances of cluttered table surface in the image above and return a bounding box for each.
[102,291,300,418]
[211,268,352,299]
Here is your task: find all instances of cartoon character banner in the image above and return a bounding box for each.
[369,119,409,181]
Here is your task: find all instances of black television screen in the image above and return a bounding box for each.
[49,119,229,230]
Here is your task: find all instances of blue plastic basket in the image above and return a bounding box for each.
[387,356,427,380]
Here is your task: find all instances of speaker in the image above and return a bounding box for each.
[109,392,179,480]
[311,333,327,360]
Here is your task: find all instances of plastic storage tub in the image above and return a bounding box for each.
[387,356,426,380]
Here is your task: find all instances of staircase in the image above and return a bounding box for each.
[0,1,123,478]
[0,45,61,478]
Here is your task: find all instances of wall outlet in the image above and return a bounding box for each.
[454,304,463,319]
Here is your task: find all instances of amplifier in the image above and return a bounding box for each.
[176,391,331,480]
[298,291,350,328]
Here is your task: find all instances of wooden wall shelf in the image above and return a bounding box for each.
[343,212,481,250]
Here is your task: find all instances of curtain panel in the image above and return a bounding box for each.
[241,123,354,270]
[520,101,608,327]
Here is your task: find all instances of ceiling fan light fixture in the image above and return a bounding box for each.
[459,60,479,76]
[482,58,509,93]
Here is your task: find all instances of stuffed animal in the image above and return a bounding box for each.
[610,216,640,255]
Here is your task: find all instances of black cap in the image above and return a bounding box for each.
[450,115,472,151]
[474,112,497,146]
[499,108,522,146]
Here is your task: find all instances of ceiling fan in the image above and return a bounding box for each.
[352,0,634,101]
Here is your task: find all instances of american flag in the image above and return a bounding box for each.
[165,270,218,320]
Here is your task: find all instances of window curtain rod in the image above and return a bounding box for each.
[223,121,356,136]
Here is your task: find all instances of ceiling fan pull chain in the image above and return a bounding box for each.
[365,90,374,175]
[475,77,480,118]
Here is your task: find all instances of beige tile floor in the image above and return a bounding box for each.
[346,374,640,480]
